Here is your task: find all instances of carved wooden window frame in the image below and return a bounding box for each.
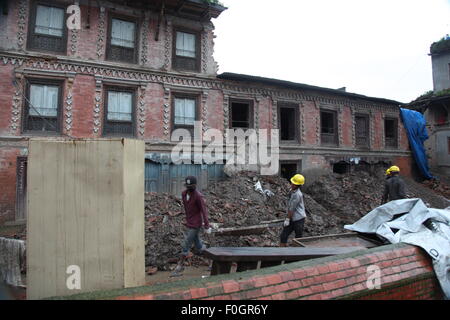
[102,85,137,138]
[106,13,139,64]
[22,77,64,135]
[277,102,300,143]
[320,108,339,146]
[384,116,399,149]
[354,112,370,149]
[229,99,254,129]
[172,27,201,73]
[171,92,200,136]
[27,1,68,54]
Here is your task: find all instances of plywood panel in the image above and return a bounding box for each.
[27,139,145,299]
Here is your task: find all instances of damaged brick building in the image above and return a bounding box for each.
[0,0,412,226]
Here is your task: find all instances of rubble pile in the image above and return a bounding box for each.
[145,171,354,269]
[144,169,450,269]
[304,170,386,225]
[421,179,450,200]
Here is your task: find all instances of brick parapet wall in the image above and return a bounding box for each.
[54,243,443,300]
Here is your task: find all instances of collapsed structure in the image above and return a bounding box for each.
[0,0,412,228]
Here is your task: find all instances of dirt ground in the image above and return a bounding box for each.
[145,266,211,286]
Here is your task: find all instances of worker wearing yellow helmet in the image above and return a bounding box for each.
[382,165,406,204]
[280,174,306,247]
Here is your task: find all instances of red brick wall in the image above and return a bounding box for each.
[73,244,442,301]
[302,101,319,146]
[0,148,22,224]
[341,106,353,148]
[71,75,96,138]
[0,64,16,136]
[144,83,166,141]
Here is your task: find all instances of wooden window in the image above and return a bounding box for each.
[173,29,200,72]
[106,16,138,63]
[278,103,299,142]
[320,110,338,146]
[172,94,198,135]
[23,79,63,134]
[27,2,67,53]
[384,118,398,148]
[355,114,370,148]
[230,100,253,129]
[103,88,135,137]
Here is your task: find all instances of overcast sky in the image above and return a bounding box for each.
[211,0,450,103]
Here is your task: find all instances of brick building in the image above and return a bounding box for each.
[0,0,411,225]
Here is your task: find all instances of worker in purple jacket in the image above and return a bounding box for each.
[172,176,210,276]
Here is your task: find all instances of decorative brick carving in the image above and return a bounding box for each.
[96,7,106,59]
[223,94,229,140]
[163,87,171,136]
[70,29,79,55]
[0,54,401,116]
[93,77,103,134]
[64,78,74,134]
[138,84,147,137]
[163,19,172,71]
[254,96,261,130]
[141,13,150,65]
[17,0,27,50]
[299,102,305,144]
[201,90,209,132]
[11,80,23,132]
[271,99,278,129]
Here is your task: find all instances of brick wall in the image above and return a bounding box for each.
[57,243,443,300]
[0,148,22,224]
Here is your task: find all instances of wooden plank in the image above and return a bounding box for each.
[292,232,381,248]
[27,139,145,299]
[212,220,284,237]
[203,246,364,262]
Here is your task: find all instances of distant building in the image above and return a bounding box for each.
[409,37,450,176]
[0,0,411,226]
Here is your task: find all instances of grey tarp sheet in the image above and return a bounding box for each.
[344,198,450,299]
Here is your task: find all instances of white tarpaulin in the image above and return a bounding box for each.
[344,198,450,299]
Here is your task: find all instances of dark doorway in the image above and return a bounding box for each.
[279,106,297,141]
[230,102,252,128]
[280,162,299,181]
[333,161,350,174]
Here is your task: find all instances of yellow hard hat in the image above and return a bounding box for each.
[385,168,391,176]
[389,166,400,173]
[290,174,305,185]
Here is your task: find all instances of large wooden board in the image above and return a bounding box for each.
[27,139,145,299]
[203,246,364,262]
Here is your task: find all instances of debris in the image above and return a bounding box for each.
[146,266,158,275]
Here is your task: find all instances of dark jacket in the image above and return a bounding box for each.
[382,175,406,203]
[182,189,209,229]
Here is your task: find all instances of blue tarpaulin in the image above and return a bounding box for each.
[400,108,434,180]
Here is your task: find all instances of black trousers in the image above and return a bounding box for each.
[280,218,305,244]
